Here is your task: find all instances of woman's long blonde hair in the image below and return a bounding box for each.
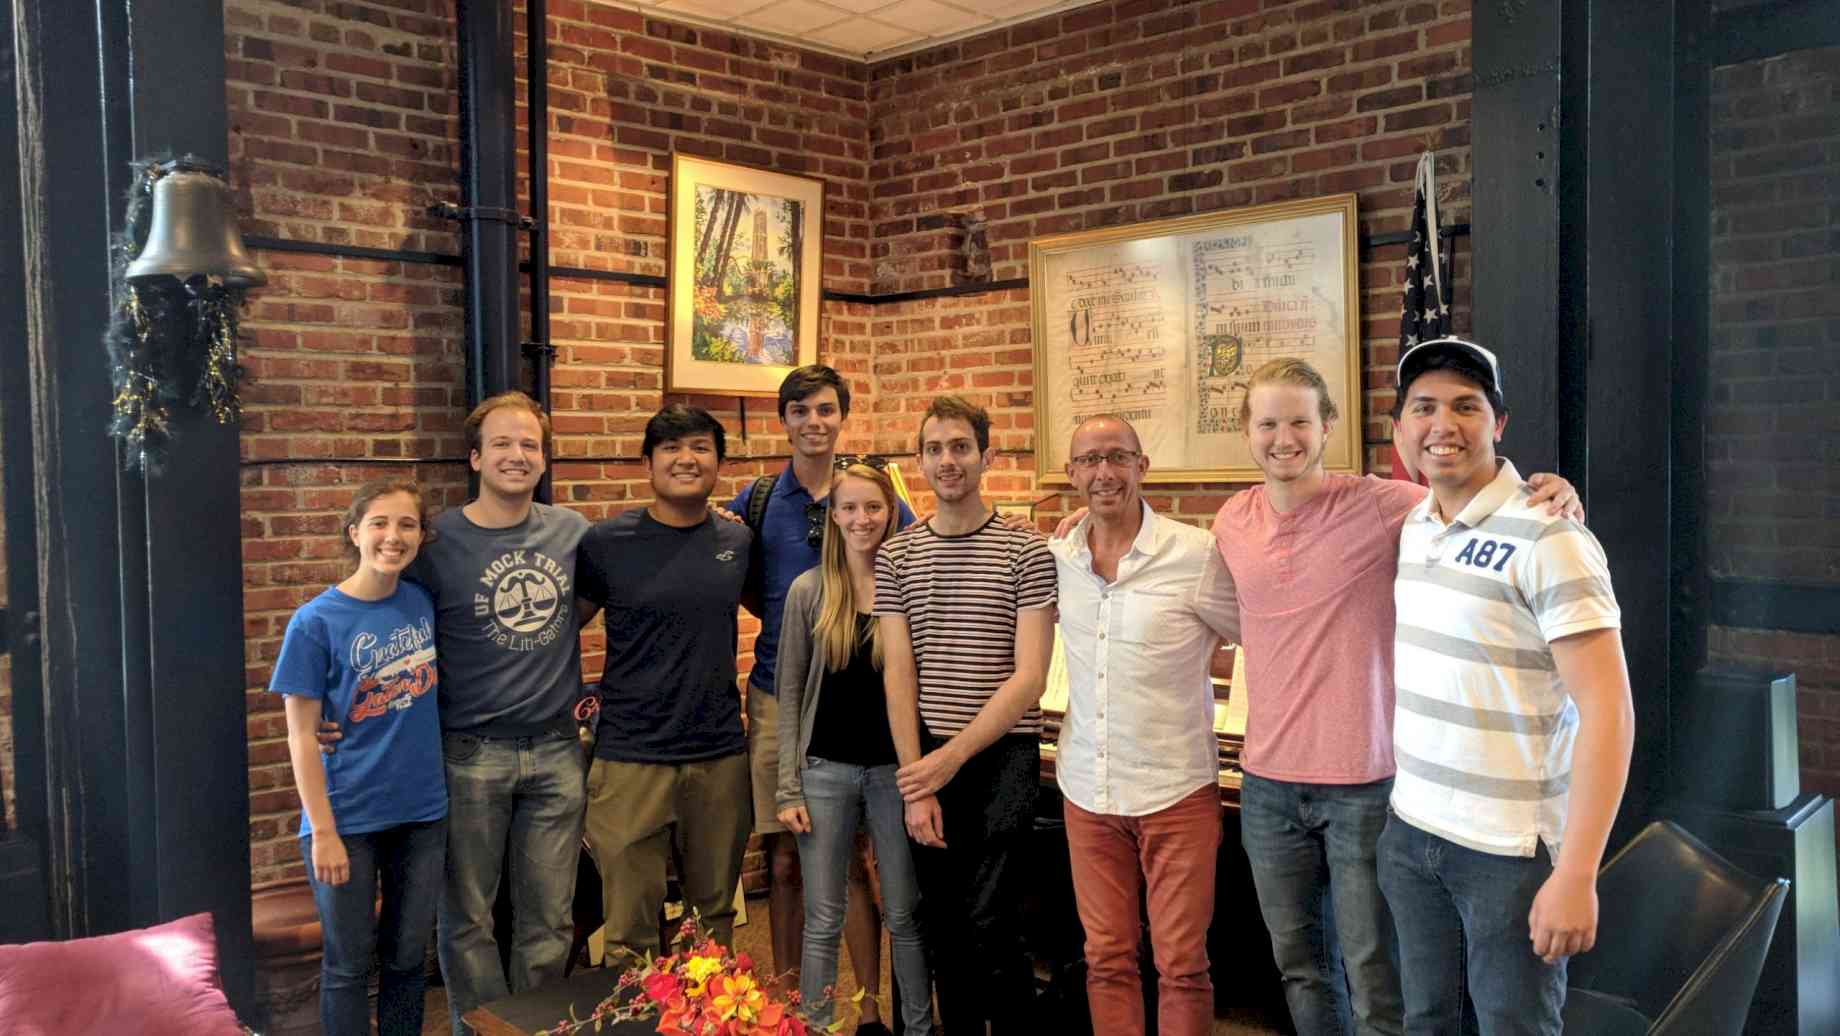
[815,463,899,672]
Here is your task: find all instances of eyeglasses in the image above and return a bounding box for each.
[1069,449,1142,469]
[832,454,889,472]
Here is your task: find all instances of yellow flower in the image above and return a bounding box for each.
[683,954,725,984]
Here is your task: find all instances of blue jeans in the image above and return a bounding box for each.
[437,732,585,1035]
[302,818,446,1036]
[1376,815,1565,1036]
[1239,773,1403,1036]
[794,758,934,1035]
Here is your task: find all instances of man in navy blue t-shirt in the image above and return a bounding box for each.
[577,405,755,958]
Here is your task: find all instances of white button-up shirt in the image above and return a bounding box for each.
[1049,501,1241,816]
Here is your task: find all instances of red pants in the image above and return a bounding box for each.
[1063,783,1222,1036]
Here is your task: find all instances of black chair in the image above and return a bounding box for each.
[1563,820,1788,1035]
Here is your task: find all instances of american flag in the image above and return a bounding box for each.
[1391,152,1451,483]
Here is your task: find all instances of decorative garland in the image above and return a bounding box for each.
[104,156,250,471]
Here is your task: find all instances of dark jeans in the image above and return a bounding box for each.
[302,817,447,1036]
[912,734,1039,1035]
[437,731,585,1035]
[1239,773,1403,1036]
[1376,815,1566,1036]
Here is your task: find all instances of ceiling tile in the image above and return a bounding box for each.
[872,0,993,36]
[806,16,920,53]
[736,0,853,36]
[651,0,774,20]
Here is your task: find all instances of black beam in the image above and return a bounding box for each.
[0,0,50,943]
[528,0,553,504]
[1468,6,1563,476]
[121,0,254,1008]
[1573,0,1676,843]
[1709,0,1840,66]
[455,0,522,409]
[1672,0,1713,683]
[11,0,134,940]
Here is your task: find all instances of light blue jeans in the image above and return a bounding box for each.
[436,731,585,1036]
[795,757,933,1034]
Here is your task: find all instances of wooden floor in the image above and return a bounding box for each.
[416,896,1287,1035]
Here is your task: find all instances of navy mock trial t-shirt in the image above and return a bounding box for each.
[269,583,447,837]
[576,509,752,763]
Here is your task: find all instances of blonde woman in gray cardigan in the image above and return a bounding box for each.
[775,460,933,1035]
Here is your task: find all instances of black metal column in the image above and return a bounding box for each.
[456,0,522,409]
[0,0,50,946]
[527,0,554,503]
[7,0,252,1010]
[1573,0,1677,840]
[1471,1,1564,477]
[1473,0,1677,840]
[10,0,135,944]
[118,0,253,1009]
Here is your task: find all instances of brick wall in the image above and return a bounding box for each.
[227,0,1474,884]
[866,0,1474,526]
[227,0,880,885]
[1704,47,1840,803]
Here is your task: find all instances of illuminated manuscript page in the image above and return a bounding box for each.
[1037,209,1352,477]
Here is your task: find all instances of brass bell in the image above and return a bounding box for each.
[126,169,267,287]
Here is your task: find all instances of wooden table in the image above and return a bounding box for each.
[462,967,653,1036]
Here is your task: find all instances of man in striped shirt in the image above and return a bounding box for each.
[1380,338,1634,1035]
[877,395,1057,1035]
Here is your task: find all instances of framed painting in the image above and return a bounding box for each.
[1029,194,1362,485]
[667,154,824,396]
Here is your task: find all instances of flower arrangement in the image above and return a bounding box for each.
[536,916,861,1036]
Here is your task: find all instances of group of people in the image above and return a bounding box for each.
[273,339,1633,1036]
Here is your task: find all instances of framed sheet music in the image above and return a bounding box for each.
[1029,195,1362,485]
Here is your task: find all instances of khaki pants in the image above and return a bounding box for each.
[584,751,752,963]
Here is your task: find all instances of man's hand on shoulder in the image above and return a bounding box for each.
[1525,473,1584,522]
[994,509,1038,535]
[1052,507,1089,540]
[710,503,744,525]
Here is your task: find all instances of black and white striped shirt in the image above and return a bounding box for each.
[874,515,1058,738]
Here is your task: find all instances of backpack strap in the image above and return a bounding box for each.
[739,473,777,618]
[745,473,776,532]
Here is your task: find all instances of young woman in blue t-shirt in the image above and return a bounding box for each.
[774,461,932,1035]
[271,478,446,1036]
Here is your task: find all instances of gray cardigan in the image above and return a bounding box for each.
[773,567,873,813]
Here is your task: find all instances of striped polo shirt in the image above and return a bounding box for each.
[1390,460,1620,858]
[874,514,1058,738]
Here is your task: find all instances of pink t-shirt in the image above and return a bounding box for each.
[1211,474,1427,784]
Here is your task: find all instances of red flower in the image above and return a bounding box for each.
[734,951,755,974]
[643,970,685,1004]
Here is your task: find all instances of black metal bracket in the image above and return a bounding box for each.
[520,340,556,365]
[427,201,535,231]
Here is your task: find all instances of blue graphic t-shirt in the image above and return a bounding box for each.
[270,583,447,837]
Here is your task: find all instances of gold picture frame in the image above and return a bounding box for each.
[667,155,824,396]
[1029,194,1362,485]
